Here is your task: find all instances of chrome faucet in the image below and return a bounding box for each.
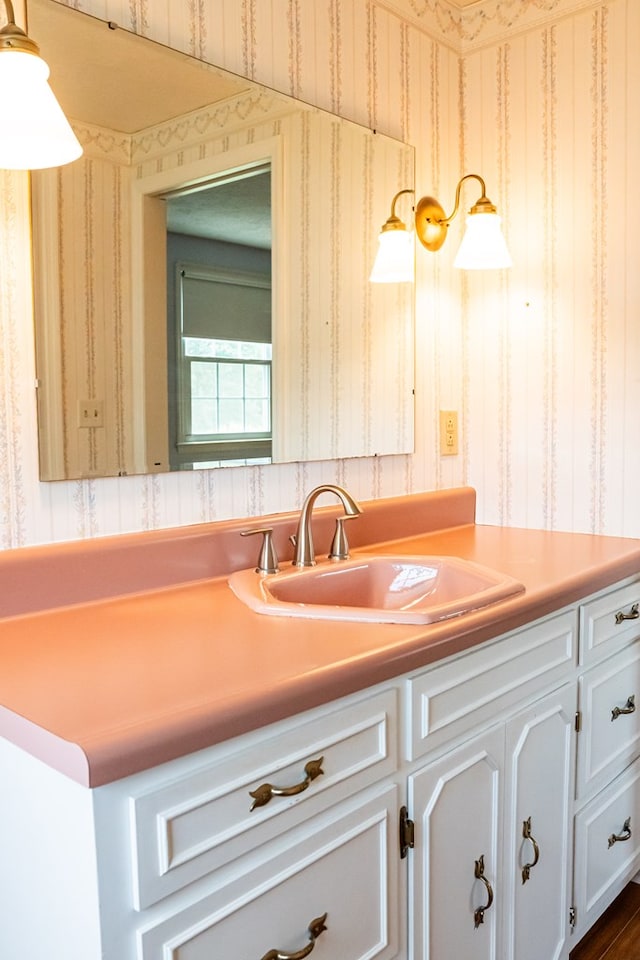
[292,484,362,567]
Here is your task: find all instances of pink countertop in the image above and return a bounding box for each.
[1,487,640,788]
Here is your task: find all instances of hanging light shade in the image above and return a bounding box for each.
[369,189,415,283]
[0,0,82,169]
[454,212,512,270]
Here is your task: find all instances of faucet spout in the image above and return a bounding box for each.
[293,484,361,567]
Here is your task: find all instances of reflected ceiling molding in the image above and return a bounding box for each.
[70,88,292,167]
[131,89,293,162]
[74,121,131,164]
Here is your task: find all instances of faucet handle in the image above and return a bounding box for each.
[240,527,279,575]
[329,515,358,561]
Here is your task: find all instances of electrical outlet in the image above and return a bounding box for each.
[78,400,104,428]
[439,409,458,456]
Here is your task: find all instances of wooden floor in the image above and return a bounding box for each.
[570,884,640,960]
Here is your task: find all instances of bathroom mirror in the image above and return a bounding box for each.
[30,0,415,480]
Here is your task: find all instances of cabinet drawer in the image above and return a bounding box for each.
[577,643,640,800]
[406,610,575,761]
[130,687,397,909]
[136,786,400,960]
[573,757,640,938]
[580,580,640,667]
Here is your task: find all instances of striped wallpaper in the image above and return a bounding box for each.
[0,0,636,547]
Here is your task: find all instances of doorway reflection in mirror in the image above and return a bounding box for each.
[163,165,273,469]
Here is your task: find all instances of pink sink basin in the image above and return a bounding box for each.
[228,555,525,625]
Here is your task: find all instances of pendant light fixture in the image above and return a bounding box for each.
[370,173,512,282]
[0,0,82,169]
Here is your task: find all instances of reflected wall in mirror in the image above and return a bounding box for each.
[30,0,415,480]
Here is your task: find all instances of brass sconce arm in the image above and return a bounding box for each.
[0,0,40,55]
[415,172,498,251]
[444,173,496,222]
[378,188,415,233]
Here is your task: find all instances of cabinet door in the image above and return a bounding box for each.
[577,642,640,800]
[504,684,576,960]
[408,726,503,960]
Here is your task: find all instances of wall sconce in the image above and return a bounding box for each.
[370,174,512,282]
[0,0,82,169]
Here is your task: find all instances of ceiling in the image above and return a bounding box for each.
[166,169,272,250]
[30,0,271,250]
[29,0,250,133]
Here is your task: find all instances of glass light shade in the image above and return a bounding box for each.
[0,50,82,169]
[369,228,414,283]
[453,212,512,270]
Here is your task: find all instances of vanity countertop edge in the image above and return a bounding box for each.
[1,486,639,788]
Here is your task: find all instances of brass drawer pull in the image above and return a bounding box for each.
[608,817,632,848]
[611,695,636,722]
[614,603,639,625]
[249,757,324,810]
[521,816,540,884]
[260,913,328,960]
[473,854,494,928]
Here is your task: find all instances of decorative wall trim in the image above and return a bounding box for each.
[130,88,290,161]
[460,0,605,49]
[73,122,131,165]
[379,0,611,50]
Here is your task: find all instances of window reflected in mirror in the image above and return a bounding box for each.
[173,267,272,468]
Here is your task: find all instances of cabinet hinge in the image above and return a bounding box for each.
[575,711,582,733]
[399,805,415,859]
[569,906,577,928]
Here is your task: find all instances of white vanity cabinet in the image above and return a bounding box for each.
[5,580,640,960]
[572,579,640,940]
[405,611,577,960]
[96,686,404,960]
[0,685,403,960]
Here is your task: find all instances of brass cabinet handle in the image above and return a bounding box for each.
[611,695,636,722]
[260,913,328,960]
[608,817,632,848]
[249,757,324,810]
[615,603,639,625]
[473,854,494,928]
[521,816,540,884]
